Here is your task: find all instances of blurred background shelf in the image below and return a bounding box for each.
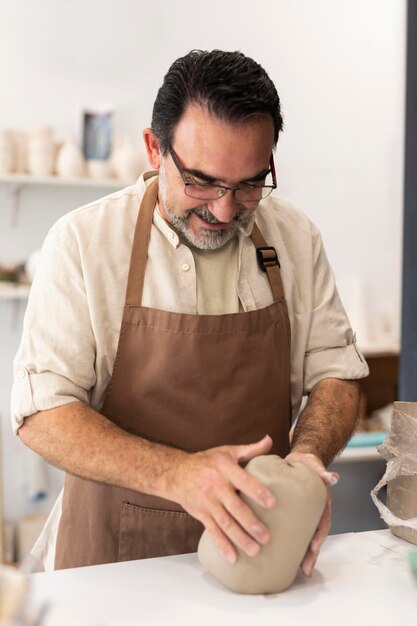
[0,283,31,300]
[335,431,387,463]
[360,343,400,357]
[335,445,384,463]
[0,172,133,190]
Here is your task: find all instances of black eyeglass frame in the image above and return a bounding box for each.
[168,145,277,202]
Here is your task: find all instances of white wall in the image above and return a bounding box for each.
[0,0,406,522]
[0,0,406,333]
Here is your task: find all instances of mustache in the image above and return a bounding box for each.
[186,205,248,225]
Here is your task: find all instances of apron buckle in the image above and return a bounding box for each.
[256,246,280,272]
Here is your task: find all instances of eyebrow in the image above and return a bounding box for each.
[184,166,271,185]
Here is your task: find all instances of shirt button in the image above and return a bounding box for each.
[18,368,26,379]
[181,263,190,272]
[169,231,175,240]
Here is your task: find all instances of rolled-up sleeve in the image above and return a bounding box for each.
[303,223,369,393]
[11,226,97,434]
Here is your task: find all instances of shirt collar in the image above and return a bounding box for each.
[134,170,178,248]
[154,202,180,248]
[135,169,158,197]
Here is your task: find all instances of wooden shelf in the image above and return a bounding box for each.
[0,283,31,300]
[0,172,134,190]
[333,431,387,463]
[334,445,384,463]
[0,172,136,227]
[359,342,400,357]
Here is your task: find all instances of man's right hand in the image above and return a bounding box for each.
[170,434,275,564]
[18,403,275,565]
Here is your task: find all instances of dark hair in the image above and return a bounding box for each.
[151,49,283,155]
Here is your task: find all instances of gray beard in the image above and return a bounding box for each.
[164,204,252,250]
[158,164,254,250]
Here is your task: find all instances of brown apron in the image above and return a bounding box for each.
[55,178,292,569]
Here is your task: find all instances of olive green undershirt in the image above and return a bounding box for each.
[190,236,242,315]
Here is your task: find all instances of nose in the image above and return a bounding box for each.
[207,189,240,223]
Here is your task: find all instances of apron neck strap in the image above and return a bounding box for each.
[125,178,159,306]
[250,222,285,301]
[125,177,285,306]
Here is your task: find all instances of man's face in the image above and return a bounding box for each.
[158,104,275,250]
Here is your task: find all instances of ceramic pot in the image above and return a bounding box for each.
[0,130,16,174]
[27,127,55,176]
[111,138,142,182]
[13,132,28,173]
[87,159,111,179]
[56,137,85,178]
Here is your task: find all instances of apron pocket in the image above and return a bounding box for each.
[118,501,204,562]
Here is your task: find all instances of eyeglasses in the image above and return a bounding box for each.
[168,145,277,203]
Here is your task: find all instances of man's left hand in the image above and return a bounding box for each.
[284,451,339,577]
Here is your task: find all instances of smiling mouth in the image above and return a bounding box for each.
[194,213,228,230]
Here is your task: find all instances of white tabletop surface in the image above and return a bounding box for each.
[29,529,416,626]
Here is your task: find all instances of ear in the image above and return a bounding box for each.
[143,128,162,169]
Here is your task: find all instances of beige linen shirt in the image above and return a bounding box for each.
[11,171,368,569]
[11,171,368,433]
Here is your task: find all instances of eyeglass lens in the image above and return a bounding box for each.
[184,184,274,202]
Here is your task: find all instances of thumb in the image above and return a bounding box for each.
[235,434,273,464]
[317,468,339,487]
[286,451,339,487]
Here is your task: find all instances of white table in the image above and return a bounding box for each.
[29,530,416,626]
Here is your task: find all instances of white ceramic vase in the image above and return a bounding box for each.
[27,127,54,176]
[87,159,111,179]
[13,132,28,173]
[0,130,16,174]
[111,138,142,182]
[56,137,85,178]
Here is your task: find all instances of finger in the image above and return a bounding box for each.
[301,546,317,577]
[318,469,339,487]
[312,494,332,549]
[221,489,271,546]
[233,434,273,464]
[307,501,331,561]
[285,452,339,487]
[301,514,328,576]
[202,515,237,564]
[301,494,332,576]
[228,462,276,509]
[211,502,262,557]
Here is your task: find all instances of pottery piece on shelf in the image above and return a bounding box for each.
[56,137,85,178]
[27,127,55,176]
[82,108,113,160]
[111,138,142,182]
[12,131,28,173]
[0,564,29,624]
[0,129,16,174]
[87,159,112,179]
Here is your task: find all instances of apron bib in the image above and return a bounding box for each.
[55,178,292,569]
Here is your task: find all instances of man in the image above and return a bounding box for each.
[12,50,368,573]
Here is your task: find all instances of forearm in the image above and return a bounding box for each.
[18,401,277,563]
[17,401,187,499]
[291,378,360,466]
